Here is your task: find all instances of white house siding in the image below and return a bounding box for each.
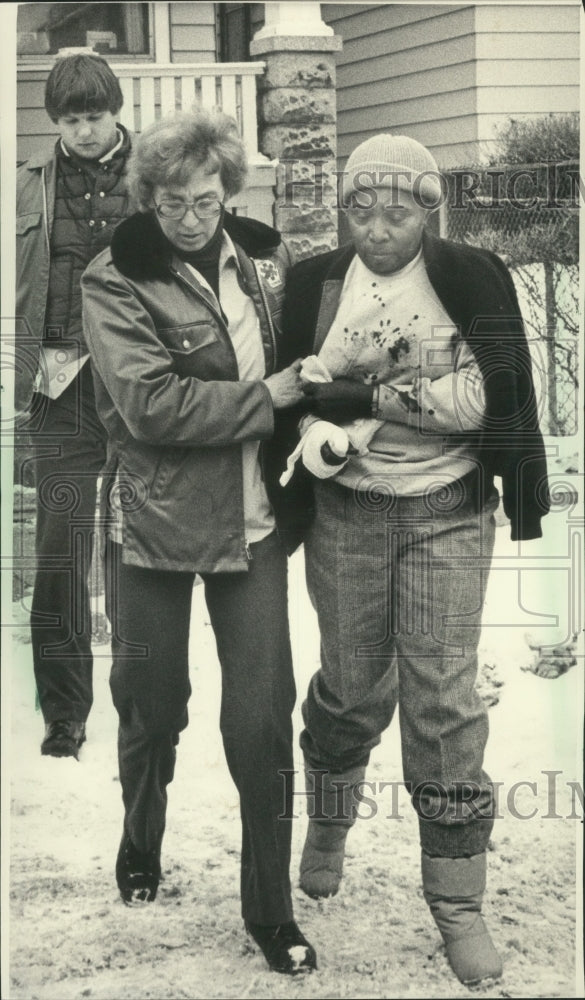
[473,3,580,153]
[322,2,580,170]
[321,3,480,169]
[17,71,59,163]
[169,2,216,63]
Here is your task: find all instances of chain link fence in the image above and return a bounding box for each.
[442,161,579,436]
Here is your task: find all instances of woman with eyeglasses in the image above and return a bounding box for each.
[81,108,316,974]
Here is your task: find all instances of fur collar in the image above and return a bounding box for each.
[111,210,282,281]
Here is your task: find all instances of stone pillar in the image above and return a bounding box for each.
[250,6,342,260]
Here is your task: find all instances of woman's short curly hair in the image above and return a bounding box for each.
[128,107,248,210]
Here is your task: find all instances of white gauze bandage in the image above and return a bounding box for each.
[279,356,384,486]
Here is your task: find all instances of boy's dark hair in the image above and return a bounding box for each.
[45,54,123,122]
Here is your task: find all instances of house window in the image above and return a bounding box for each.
[17,3,151,58]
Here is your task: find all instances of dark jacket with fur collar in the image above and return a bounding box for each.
[81,210,307,572]
[281,229,549,541]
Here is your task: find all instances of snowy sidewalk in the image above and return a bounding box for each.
[5,501,583,999]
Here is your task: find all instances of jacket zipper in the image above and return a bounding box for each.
[250,259,286,548]
[251,258,278,374]
[171,264,261,567]
[41,166,50,255]
[36,165,51,391]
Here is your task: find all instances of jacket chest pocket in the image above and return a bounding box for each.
[158,320,227,378]
[16,212,42,236]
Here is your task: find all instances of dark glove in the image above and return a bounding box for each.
[302,379,374,422]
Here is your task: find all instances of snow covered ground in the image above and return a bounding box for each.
[3,455,584,1000]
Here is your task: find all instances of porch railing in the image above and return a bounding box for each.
[114,62,266,159]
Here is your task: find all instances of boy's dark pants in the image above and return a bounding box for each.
[29,364,107,723]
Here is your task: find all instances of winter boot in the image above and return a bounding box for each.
[422,852,503,985]
[299,763,366,899]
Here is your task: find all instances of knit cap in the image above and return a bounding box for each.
[342,133,443,208]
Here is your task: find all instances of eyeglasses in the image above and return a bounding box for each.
[154,197,223,221]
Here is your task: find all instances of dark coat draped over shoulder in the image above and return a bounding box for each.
[280,229,550,541]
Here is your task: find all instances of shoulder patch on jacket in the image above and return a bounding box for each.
[255,257,284,289]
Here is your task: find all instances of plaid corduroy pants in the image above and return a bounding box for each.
[300,472,500,857]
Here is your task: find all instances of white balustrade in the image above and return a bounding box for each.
[113,62,266,158]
